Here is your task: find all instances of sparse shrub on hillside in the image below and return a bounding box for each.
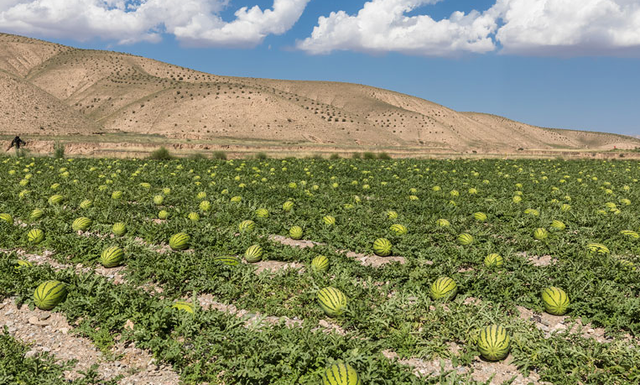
[378,152,391,160]
[329,153,340,160]
[363,152,376,160]
[212,151,227,160]
[352,152,361,159]
[255,152,268,160]
[148,147,174,160]
[188,153,207,160]
[53,142,65,159]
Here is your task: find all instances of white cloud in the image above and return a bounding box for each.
[0,0,310,47]
[299,0,640,57]
[297,0,497,56]
[491,0,640,55]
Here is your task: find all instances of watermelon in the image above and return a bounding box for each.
[550,220,566,231]
[140,182,151,189]
[458,233,474,245]
[524,208,539,216]
[199,200,211,212]
[27,229,44,244]
[0,213,13,225]
[484,253,504,268]
[187,212,200,222]
[214,256,240,266]
[112,222,127,237]
[172,301,194,314]
[321,362,361,385]
[541,287,569,316]
[16,260,32,269]
[153,195,164,205]
[561,204,571,212]
[111,191,123,200]
[283,201,294,212]
[620,230,639,240]
[72,217,92,232]
[533,228,548,240]
[478,325,511,361]
[389,224,407,236]
[197,191,207,200]
[317,287,347,317]
[245,245,263,263]
[436,218,450,227]
[512,195,522,203]
[323,215,336,226]
[587,243,609,255]
[386,210,398,220]
[34,281,67,310]
[230,196,242,203]
[290,226,303,240]
[238,220,255,233]
[169,233,190,251]
[255,208,269,218]
[79,199,92,209]
[373,238,392,257]
[430,277,457,301]
[474,212,487,222]
[311,255,329,273]
[100,246,124,268]
[158,210,169,220]
[48,194,64,205]
[30,209,44,221]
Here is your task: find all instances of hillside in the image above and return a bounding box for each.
[1,32,639,155]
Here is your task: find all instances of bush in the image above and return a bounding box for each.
[255,152,268,160]
[53,142,65,159]
[378,152,391,160]
[329,153,341,160]
[188,153,207,160]
[363,152,376,160]
[352,152,361,159]
[148,147,174,160]
[212,151,227,160]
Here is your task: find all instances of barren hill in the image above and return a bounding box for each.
[1,32,639,155]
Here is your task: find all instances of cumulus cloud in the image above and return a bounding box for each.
[297,0,498,56]
[0,0,310,47]
[299,0,640,57]
[491,0,640,55]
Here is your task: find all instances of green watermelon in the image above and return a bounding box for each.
[169,233,190,251]
[34,281,67,310]
[100,246,124,268]
[320,362,361,385]
[317,287,347,317]
[430,277,457,301]
[477,325,511,361]
[373,238,392,257]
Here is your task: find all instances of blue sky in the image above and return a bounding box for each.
[1,0,639,136]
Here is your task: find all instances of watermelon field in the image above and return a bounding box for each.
[1,156,640,385]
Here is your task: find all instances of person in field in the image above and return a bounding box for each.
[6,136,26,154]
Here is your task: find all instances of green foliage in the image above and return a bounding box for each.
[255,152,268,160]
[148,147,174,160]
[362,152,376,160]
[377,152,392,160]
[211,151,227,160]
[329,153,341,160]
[53,141,65,159]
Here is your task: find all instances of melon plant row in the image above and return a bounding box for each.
[1,155,639,384]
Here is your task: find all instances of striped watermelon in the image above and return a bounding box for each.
[524,208,539,216]
[230,196,242,203]
[550,220,566,231]
[432,186,441,192]
[474,212,487,222]
[458,233,474,245]
[140,182,151,189]
[245,245,263,263]
[172,301,194,314]
[30,209,44,221]
[541,287,569,315]
[255,208,269,218]
[158,210,169,220]
[16,260,33,269]
[620,230,639,240]
[283,201,294,212]
[34,281,67,310]
[436,219,450,227]
[386,210,398,220]
[153,195,164,205]
[199,200,211,212]
[111,191,123,200]
[79,199,92,209]
[484,254,503,268]
[214,256,240,266]
[587,243,609,255]
[169,233,190,251]
[311,255,330,273]
[321,362,361,385]
[27,229,44,244]
[112,222,126,237]
[533,228,548,240]
[373,238,392,257]
[48,195,64,205]
[430,277,457,301]
[512,195,522,203]
[187,212,200,222]
[72,217,92,231]
[477,325,511,361]
[390,224,407,236]
[197,191,207,200]
[238,220,255,232]
[317,287,347,317]
[290,226,303,240]
[162,188,171,195]
[561,204,571,212]
[100,246,124,268]
[0,213,13,225]
[323,215,336,226]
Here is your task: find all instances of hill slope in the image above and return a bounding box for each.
[1,33,638,153]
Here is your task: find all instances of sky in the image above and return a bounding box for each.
[0,0,639,136]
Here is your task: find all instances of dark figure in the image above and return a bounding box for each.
[6,136,26,153]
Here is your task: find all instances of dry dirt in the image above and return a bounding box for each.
[2,32,639,156]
